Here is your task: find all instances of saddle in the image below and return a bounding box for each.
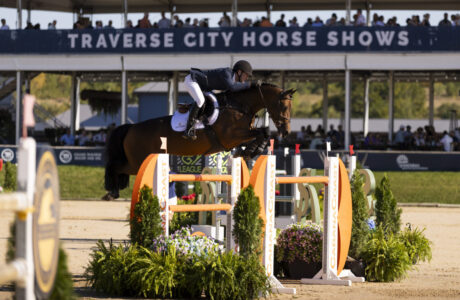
[171,93,219,132]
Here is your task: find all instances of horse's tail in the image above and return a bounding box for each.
[104,124,132,196]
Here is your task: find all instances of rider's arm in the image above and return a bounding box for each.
[221,70,251,92]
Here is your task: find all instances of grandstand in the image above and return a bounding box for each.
[0,0,459,155]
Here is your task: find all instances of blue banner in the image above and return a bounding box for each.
[0,27,459,54]
[1,145,459,171]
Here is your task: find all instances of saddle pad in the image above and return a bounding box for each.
[171,92,219,132]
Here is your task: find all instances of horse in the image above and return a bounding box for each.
[103,83,295,199]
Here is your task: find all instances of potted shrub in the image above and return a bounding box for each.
[276,223,322,279]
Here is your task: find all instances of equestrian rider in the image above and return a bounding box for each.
[182,60,253,140]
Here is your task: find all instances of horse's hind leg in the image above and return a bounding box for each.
[103,160,129,200]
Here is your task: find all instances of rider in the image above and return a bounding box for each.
[182,60,253,140]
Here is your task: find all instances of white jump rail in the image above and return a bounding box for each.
[0,138,36,300]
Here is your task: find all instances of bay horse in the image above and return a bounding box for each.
[104,83,295,199]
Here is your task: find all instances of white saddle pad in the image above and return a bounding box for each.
[171,92,219,132]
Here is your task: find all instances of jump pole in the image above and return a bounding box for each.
[251,154,364,287]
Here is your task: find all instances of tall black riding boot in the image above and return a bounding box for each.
[182,104,200,140]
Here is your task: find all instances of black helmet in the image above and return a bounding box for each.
[233,60,253,76]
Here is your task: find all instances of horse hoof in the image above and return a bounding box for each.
[102,193,115,201]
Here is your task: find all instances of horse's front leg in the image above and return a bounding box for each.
[234,127,269,159]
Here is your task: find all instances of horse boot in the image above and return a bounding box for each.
[182,103,200,140]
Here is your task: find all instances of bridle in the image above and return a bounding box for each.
[256,85,291,128]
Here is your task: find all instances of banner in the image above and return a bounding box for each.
[0,27,459,54]
[1,145,459,171]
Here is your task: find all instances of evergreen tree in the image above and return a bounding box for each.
[232,186,263,258]
[375,174,402,234]
[130,185,163,248]
[349,170,370,259]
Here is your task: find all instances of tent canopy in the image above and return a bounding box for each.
[2,0,459,14]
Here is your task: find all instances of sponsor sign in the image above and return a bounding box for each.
[0,27,459,54]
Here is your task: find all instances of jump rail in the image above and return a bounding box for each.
[0,138,60,300]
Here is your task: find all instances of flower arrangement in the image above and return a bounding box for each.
[318,188,325,201]
[181,193,196,201]
[152,227,221,259]
[276,222,322,264]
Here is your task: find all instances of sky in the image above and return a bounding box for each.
[0,7,458,29]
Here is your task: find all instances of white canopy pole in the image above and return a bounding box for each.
[363,77,370,137]
[17,0,22,29]
[231,0,238,27]
[344,69,351,150]
[322,75,328,131]
[429,73,434,127]
[345,0,352,25]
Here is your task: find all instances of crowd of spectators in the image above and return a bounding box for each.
[58,123,115,146]
[2,10,460,31]
[278,124,460,152]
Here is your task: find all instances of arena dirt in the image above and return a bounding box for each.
[1,201,459,299]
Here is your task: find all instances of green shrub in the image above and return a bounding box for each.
[361,228,412,282]
[375,174,402,234]
[130,185,163,248]
[399,225,432,265]
[7,222,77,299]
[3,162,17,191]
[85,241,270,299]
[276,223,322,264]
[169,198,199,233]
[350,170,371,260]
[84,240,139,296]
[232,186,263,258]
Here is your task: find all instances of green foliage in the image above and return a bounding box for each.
[3,161,17,191]
[394,82,427,119]
[50,247,78,300]
[85,241,270,299]
[7,222,76,298]
[232,186,263,258]
[84,240,140,296]
[349,170,371,259]
[361,227,412,282]
[399,225,432,265]
[169,198,199,234]
[128,246,179,298]
[375,174,402,234]
[130,185,163,248]
[436,103,460,119]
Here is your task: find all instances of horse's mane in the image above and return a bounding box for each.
[260,82,279,88]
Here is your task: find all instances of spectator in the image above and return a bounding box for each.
[192,18,199,27]
[199,18,209,28]
[297,126,306,141]
[260,16,273,27]
[0,19,9,30]
[326,13,338,26]
[439,131,453,151]
[139,12,152,28]
[126,20,133,28]
[218,12,231,27]
[240,18,252,27]
[451,14,458,26]
[355,9,366,26]
[158,11,170,28]
[275,14,286,27]
[421,14,431,26]
[48,20,57,29]
[371,13,379,26]
[25,22,34,29]
[104,20,114,29]
[184,17,192,28]
[92,129,106,146]
[33,23,40,30]
[309,132,324,150]
[394,125,406,149]
[60,129,75,146]
[173,15,184,28]
[289,17,299,27]
[303,18,313,27]
[414,127,426,147]
[77,129,90,146]
[375,16,385,26]
[95,21,103,29]
[439,13,451,26]
[404,125,414,149]
[312,16,323,27]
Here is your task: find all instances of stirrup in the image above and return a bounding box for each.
[182,126,197,140]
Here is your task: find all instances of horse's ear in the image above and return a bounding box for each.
[281,88,296,99]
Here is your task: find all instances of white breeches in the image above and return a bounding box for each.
[184,74,205,108]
